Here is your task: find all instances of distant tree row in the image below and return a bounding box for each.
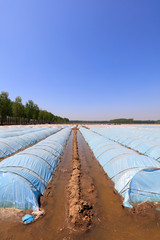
[109,118,134,124]
[0,91,69,125]
[70,118,160,124]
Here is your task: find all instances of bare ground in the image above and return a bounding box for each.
[0,130,160,239]
[67,128,94,229]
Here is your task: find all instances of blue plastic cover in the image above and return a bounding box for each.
[0,127,61,158]
[79,127,160,207]
[130,169,160,203]
[0,127,71,210]
[91,127,160,161]
[22,214,34,224]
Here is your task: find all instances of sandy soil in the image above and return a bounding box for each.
[67,128,93,229]
[0,130,160,239]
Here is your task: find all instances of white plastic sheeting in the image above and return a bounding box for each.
[0,126,50,138]
[0,127,71,210]
[90,127,160,161]
[0,127,61,158]
[79,127,160,208]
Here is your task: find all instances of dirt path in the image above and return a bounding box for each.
[0,130,160,240]
[67,128,94,229]
[76,130,160,240]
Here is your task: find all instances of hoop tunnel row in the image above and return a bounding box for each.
[0,126,54,138]
[0,127,61,158]
[0,127,71,210]
[91,127,160,161]
[79,127,160,208]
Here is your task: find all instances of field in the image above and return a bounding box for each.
[0,124,160,240]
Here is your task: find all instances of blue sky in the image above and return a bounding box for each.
[0,0,160,120]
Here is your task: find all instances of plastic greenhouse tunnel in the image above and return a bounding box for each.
[0,127,71,210]
[79,127,160,208]
[90,127,160,162]
[0,127,61,159]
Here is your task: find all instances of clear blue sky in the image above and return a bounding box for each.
[0,0,160,120]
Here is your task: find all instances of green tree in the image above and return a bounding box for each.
[0,91,12,125]
[25,100,35,120]
[64,118,69,123]
[43,110,49,121]
[109,118,134,124]
[33,104,39,120]
[12,96,24,124]
[38,110,45,122]
[1,91,70,124]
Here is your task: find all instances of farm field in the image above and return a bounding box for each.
[0,124,160,240]
[1,0,159,239]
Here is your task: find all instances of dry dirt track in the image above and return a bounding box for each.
[0,129,160,240]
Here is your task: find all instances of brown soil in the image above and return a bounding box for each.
[82,125,89,129]
[0,130,160,240]
[67,128,93,229]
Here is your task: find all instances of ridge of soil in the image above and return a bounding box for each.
[67,128,94,230]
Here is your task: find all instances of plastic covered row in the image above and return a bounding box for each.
[0,127,61,158]
[91,127,160,161]
[0,127,71,210]
[79,127,160,208]
[0,126,52,138]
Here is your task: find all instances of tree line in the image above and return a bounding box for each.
[0,91,69,125]
[70,118,160,124]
